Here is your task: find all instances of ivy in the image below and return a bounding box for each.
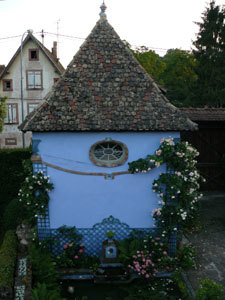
[128,137,204,233]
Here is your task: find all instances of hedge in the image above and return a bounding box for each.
[0,148,31,221]
[0,230,18,288]
[0,198,29,244]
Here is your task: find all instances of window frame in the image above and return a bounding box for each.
[4,103,19,124]
[29,48,39,61]
[89,139,128,167]
[3,79,13,91]
[27,102,39,114]
[26,70,43,90]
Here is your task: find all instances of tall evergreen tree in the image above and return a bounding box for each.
[193,1,225,107]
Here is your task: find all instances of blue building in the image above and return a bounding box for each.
[20,3,196,255]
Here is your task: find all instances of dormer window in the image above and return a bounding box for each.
[3,79,13,91]
[29,49,39,61]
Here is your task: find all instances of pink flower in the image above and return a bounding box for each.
[163,251,167,255]
[80,244,85,247]
[79,249,84,253]
[74,255,79,259]
[145,274,150,278]
[156,149,162,156]
[63,244,68,249]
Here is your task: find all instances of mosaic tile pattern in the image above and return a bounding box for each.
[34,163,51,239]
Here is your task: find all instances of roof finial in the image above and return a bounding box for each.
[99,1,107,18]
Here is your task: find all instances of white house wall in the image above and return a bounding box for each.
[0,39,62,148]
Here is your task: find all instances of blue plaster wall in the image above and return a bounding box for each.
[33,132,179,229]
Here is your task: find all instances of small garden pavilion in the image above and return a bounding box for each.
[20,2,197,255]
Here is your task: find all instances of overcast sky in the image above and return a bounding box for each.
[0,0,224,68]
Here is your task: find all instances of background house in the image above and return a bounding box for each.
[0,33,64,148]
[20,6,196,255]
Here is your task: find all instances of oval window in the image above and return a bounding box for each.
[89,140,128,167]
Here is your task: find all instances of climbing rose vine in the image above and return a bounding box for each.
[128,137,205,232]
[18,171,54,219]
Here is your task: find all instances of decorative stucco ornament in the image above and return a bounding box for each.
[100,1,107,18]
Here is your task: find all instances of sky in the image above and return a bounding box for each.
[0,0,224,68]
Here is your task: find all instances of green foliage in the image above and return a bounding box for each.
[106,231,115,239]
[118,233,144,265]
[175,245,196,270]
[132,46,166,84]
[0,150,31,223]
[0,198,29,243]
[159,49,197,107]
[195,278,224,300]
[128,138,204,233]
[28,243,59,290]
[18,170,54,220]
[193,1,225,107]
[0,94,7,132]
[0,230,18,288]
[31,283,66,300]
[123,278,183,300]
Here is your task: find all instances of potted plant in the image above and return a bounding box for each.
[106,231,115,241]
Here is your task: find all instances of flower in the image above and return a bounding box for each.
[79,249,84,253]
[63,244,68,249]
[74,255,78,259]
[156,149,162,156]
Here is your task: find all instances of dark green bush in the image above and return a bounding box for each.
[0,198,29,243]
[28,243,59,290]
[0,148,31,221]
[31,283,66,300]
[195,279,224,300]
[0,230,18,288]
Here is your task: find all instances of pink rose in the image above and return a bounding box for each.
[163,251,167,255]
[74,255,79,259]
[79,249,84,253]
[145,274,150,278]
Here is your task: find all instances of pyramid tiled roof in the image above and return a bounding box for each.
[20,17,197,132]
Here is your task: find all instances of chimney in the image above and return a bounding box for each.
[52,41,57,59]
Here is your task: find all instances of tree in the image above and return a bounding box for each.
[192,0,225,107]
[0,95,7,132]
[128,44,166,84]
[159,49,197,107]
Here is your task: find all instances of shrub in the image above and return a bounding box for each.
[0,198,29,243]
[31,283,66,300]
[195,279,224,300]
[175,245,196,269]
[0,230,18,288]
[0,149,31,222]
[28,243,59,290]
